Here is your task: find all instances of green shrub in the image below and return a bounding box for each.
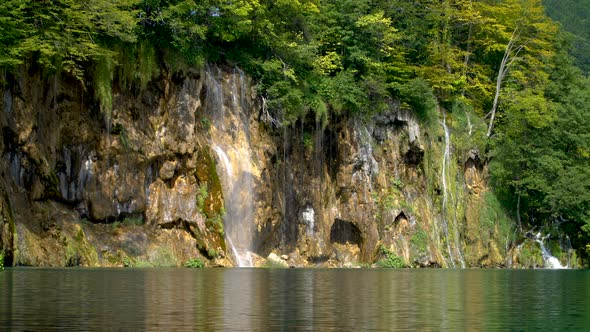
[396,78,437,124]
[206,248,219,259]
[0,251,4,271]
[411,229,429,253]
[196,183,208,212]
[122,256,131,267]
[205,207,225,236]
[479,191,514,253]
[122,216,144,226]
[208,214,225,235]
[518,242,543,268]
[201,117,211,130]
[184,258,205,268]
[376,246,405,268]
[390,178,404,190]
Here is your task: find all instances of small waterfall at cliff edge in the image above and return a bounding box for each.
[205,65,255,267]
[440,109,465,268]
[533,233,567,269]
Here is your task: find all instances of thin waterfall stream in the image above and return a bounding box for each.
[440,110,465,268]
[440,110,456,267]
[206,66,255,267]
[444,110,466,268]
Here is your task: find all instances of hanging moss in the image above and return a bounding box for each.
[42,170,61,198]
[116,41,159,91]
[93,55,113,124]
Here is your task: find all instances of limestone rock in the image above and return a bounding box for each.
[146,177,205,228]
[159,161,176,180]
[266,253,288,268]
[0,64,511,268]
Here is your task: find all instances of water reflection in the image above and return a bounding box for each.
[0,268,588,330]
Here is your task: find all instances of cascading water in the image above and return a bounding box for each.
[302,206,315,236]
[206,66,255,267]
[440,110,465,268]
[533,233,567,269]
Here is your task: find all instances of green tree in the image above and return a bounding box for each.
[544,0,590,74]
[474,0,557,137]
[0,0,138,77]
[0,0,33,68]
[491,38,590,252]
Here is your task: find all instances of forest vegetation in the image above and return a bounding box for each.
[1,0,589,259]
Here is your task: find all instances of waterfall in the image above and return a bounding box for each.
[302,206,315,236]
[225,232,244,267]
[533,233,567,269]
[440,110,465,268]
[207,66,255,267]
[212,146,234,181]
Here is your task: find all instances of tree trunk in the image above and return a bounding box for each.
[487,26,523,137]
[516,192,522,231]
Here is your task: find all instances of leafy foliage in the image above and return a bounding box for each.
[376,246,405,268]
[490,42,590,254]
[196,183,208,213]
[184,258,205,268]
[544,0,590,74]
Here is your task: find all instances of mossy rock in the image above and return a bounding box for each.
[0,190,16,266]
[195,148,224,220]
[64,225,99,267]
[516,241,544,268]
[194,148,226,252]
[410,228,429,254]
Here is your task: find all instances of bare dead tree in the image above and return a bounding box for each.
[486,25,529,137]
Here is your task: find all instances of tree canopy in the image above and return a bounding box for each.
[544,0,590,74]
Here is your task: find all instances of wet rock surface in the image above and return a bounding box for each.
[0,65,514,268]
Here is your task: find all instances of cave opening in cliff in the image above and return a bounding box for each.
[330,218,362,246]
[394,212,407,225]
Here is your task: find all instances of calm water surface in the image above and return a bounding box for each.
[0,268,588,331]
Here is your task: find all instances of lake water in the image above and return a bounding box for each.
[0,268,588,331]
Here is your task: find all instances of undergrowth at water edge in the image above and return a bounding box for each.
[184,258,205,268]
[376,246,405,268]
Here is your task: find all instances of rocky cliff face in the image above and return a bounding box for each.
[0,65,524,267]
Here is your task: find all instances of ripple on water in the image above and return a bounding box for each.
[0,268,588,331]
